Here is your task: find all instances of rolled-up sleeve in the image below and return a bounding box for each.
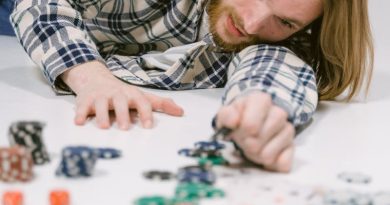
[222,45,318,126]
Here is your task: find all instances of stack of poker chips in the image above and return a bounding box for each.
[8,121,50,165]
[56,146,99,177]
[0,146,34,182]
[56,146,121,178]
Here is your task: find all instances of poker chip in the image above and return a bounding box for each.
[337,172,372,185]
[143,170,175,181]
[2,191,23,205]
[175,183,225,200]
[177,166,216,185]
[56,146,98,178]
[178,148,221,158]
[194,141,225,151]
[323,190,372,205]
[50,190,70,205]
[0,146,34,182]
[96,148,121,159]
[372,192,390,205]
[8,121,50,165]
[134,196,171,205]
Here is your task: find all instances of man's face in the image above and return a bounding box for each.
[208,0,323,52]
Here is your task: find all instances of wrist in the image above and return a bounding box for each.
[60,61,112,94]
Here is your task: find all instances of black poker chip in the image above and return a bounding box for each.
[143,170,175,181]
[8,121,50,165]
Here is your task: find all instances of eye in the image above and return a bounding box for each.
[279,19,294,29]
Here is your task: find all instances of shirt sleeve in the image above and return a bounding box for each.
[222,44,318,126]
[10,0,105,94]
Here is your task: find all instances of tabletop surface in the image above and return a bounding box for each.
[1,1,390,204]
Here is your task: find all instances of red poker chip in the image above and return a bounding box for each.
[2,191,23,205]
[0,146,34,182]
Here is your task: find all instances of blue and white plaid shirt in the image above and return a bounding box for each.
[11,0,318,126]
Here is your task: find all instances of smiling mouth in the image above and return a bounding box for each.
[226,15,246,38]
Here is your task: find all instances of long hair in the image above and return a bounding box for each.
[283,0,374,101]
[312,0,374,100]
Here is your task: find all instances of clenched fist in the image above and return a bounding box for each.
[216,92,295,173]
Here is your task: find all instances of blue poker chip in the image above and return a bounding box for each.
[96,148,121,159]
[176,165,216,185]
[56,146,99,178]
[194,141,225,151]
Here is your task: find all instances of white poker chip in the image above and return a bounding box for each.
[323,190,359,205]
[337,172,372,184]
[372,192,390,205]
[323,190,373,205]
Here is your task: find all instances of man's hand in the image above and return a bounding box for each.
[61,61,184,130]
[216,92,295,173]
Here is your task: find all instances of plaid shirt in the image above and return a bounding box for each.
[11,0,318,126]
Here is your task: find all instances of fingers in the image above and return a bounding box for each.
[259,123,295,166]
[94,98,110,129]
[145,93,184,116]
[74,85,185,130]
[215,92,295,173]
[216,104,241,130]
[240,93,271,136]
[130,93,153,129]
[112,94,131,130]
[265,145,295,173]
[74,97,93,126]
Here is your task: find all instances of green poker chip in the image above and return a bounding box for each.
[174,183,225,201]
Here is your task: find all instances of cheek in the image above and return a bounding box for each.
[259,25,294,42]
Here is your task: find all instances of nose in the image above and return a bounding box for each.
[241,4,272,35]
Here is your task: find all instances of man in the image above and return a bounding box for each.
[11,0,325,172]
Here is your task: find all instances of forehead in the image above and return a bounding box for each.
[269,0,323,24]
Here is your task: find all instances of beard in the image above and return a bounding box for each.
[207,0,262,52]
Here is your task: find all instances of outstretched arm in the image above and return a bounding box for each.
[11,0,183,129]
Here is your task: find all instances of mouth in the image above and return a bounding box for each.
[226,15,246,38]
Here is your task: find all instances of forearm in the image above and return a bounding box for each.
[10,0,104,94]
[223,44,318,126]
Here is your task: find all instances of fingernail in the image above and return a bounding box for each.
[143,120,153,129]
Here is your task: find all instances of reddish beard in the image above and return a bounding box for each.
[207,0,262,52]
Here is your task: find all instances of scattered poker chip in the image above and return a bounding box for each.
[177,166,216,185]
[8,121,50,165]
[372,192,390,205]
[143,170,175,181]
[56,146,98,178]
[194,141,225,151]
[323,190,372,205]
[198,156,228,168]
[133,196,171,205]
[2,191,23,205]
[96,148,121,159]
[175,183,225,201]
[0,146,34,182]
[178,148,221,158]
[50,190,70,205]
[169,197,198,205]
[337,172,372,184]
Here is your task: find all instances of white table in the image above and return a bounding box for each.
[1,1,390,204]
